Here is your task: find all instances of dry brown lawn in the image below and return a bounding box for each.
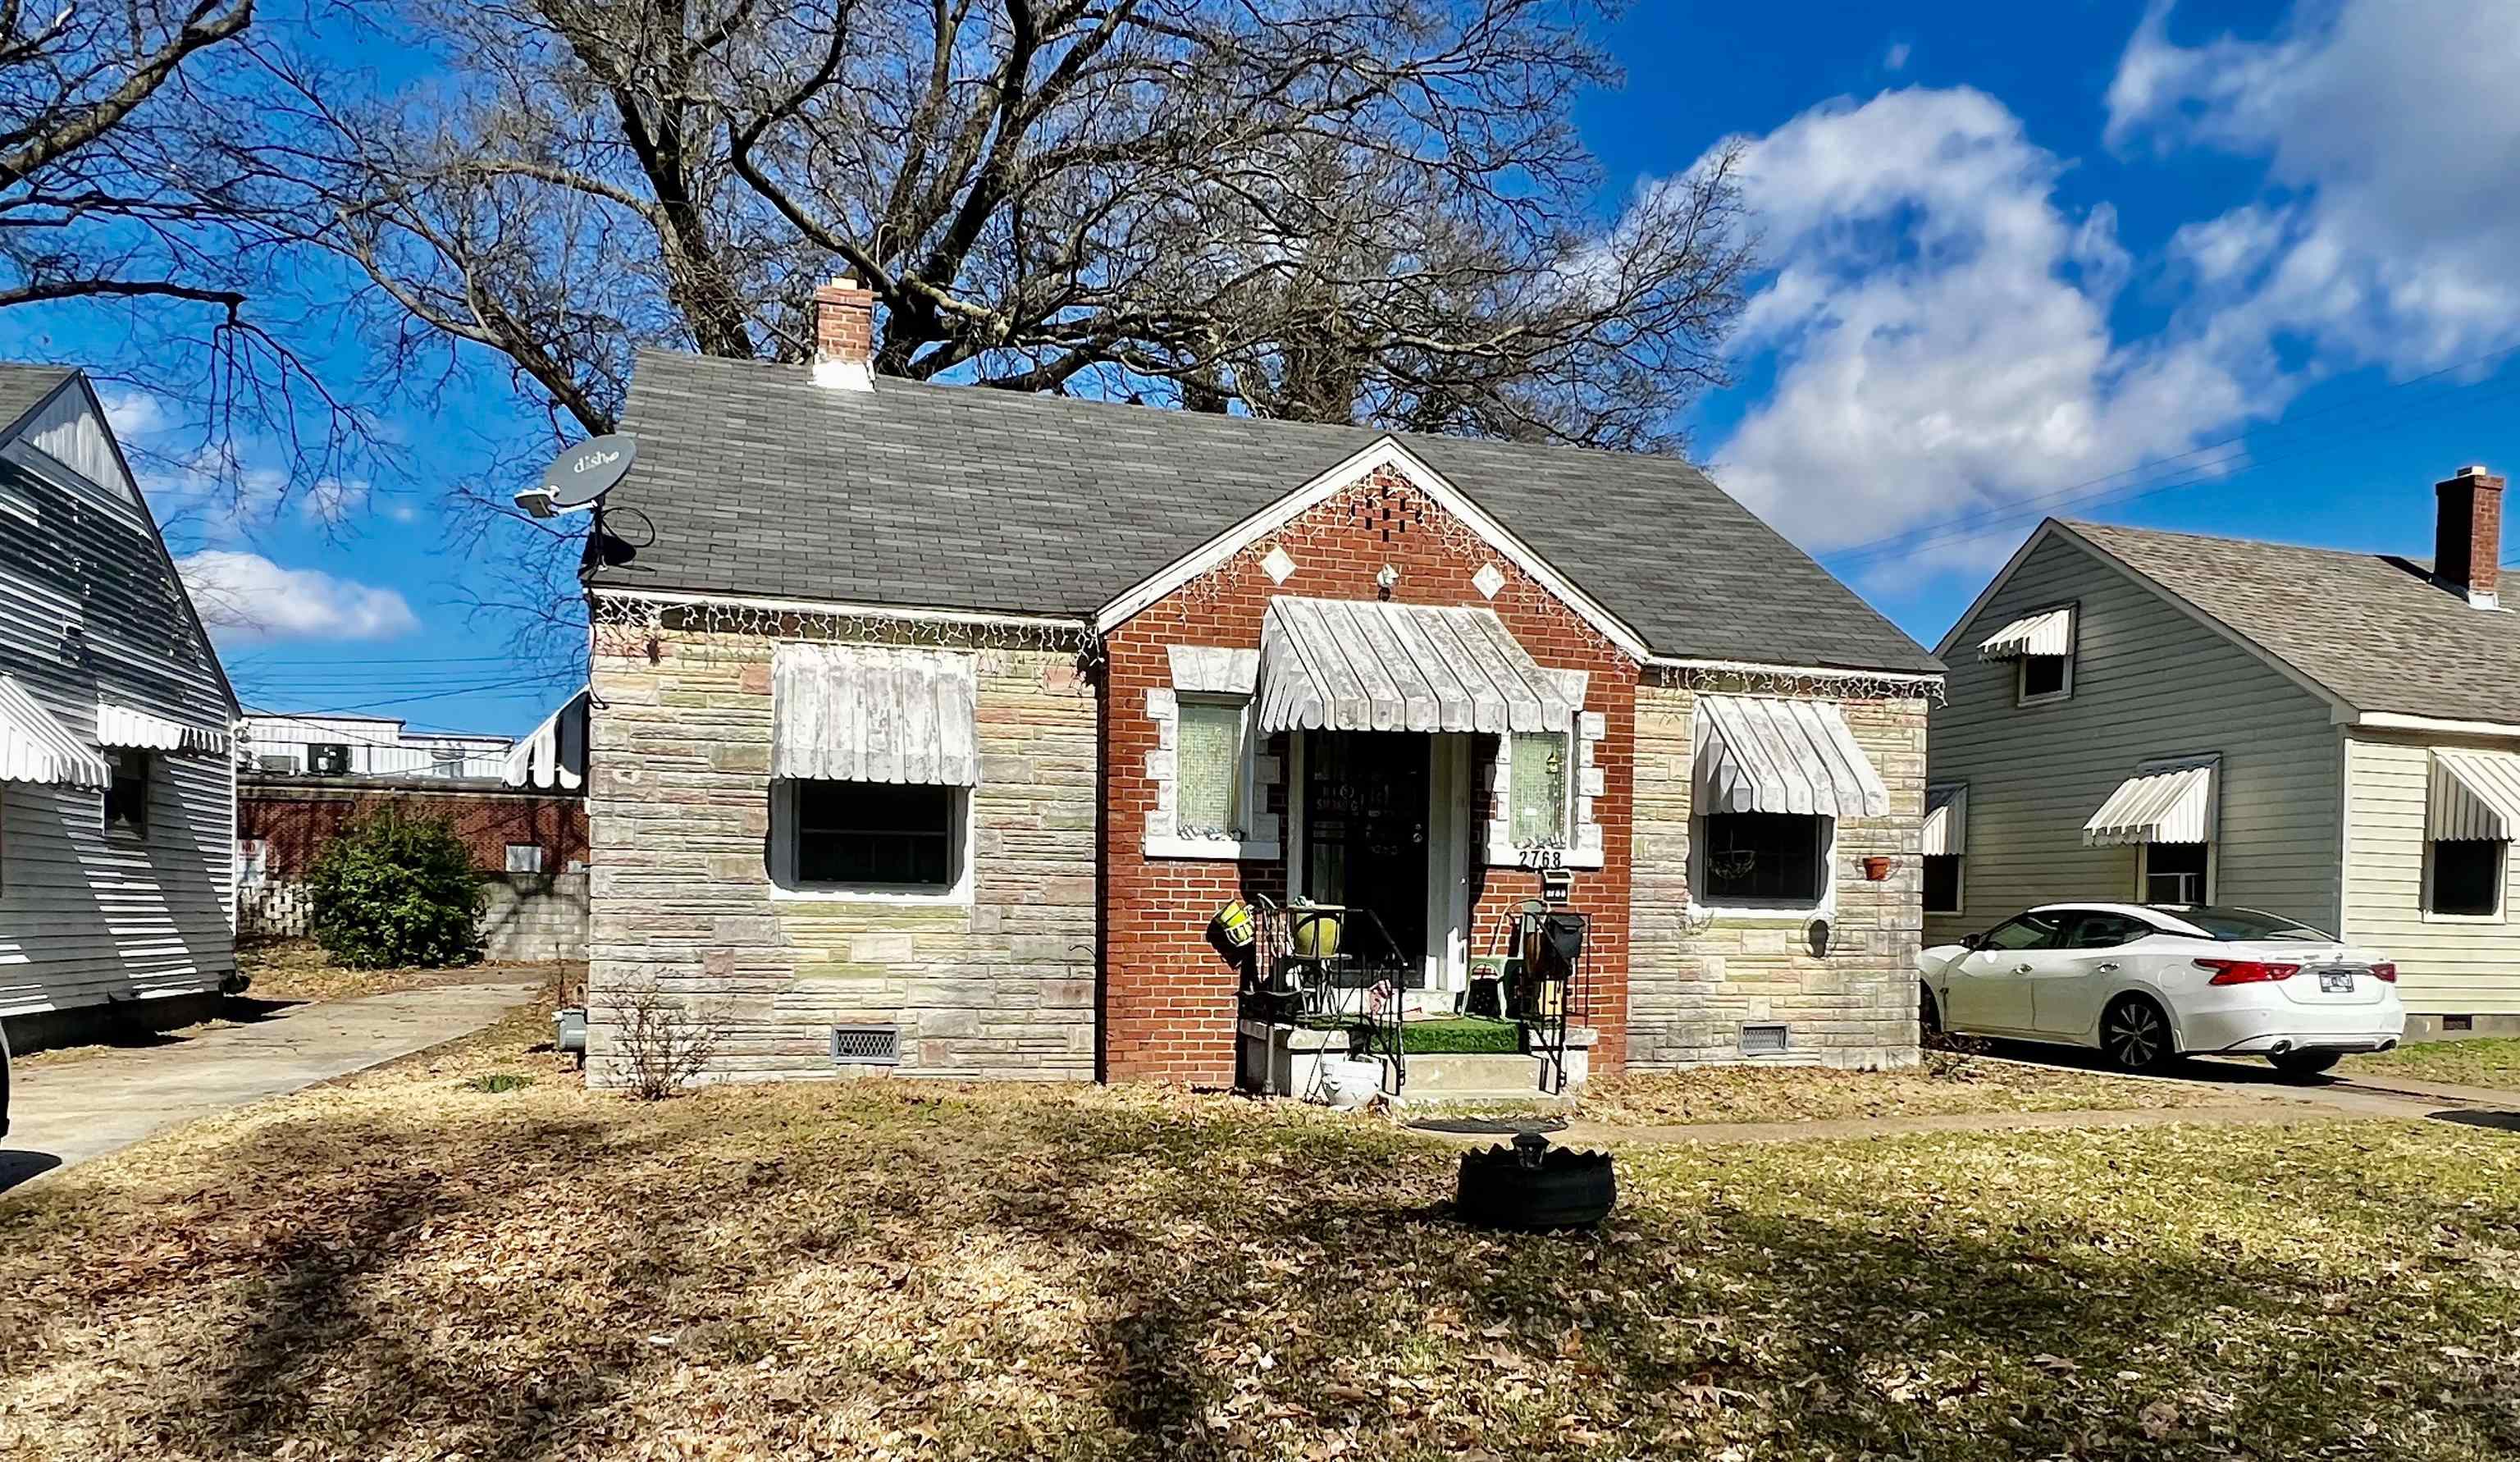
[3,1010,2517,1460]
[238,938,579,1005]
[1575,1049,2267,1126]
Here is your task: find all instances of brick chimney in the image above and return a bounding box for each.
[810,276,875,391]
[2435,464,2505,609]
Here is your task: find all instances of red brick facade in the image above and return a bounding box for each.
[239,780,589,878]
[1099,464,1636,1085]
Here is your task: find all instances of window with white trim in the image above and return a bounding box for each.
[1923,854,1962,915]
[1697,812,1831,905]
[2141,842,2209,904]
[103,750,149,837]
[2427,839,2504,918]
[772,780,966,894]
[2017,652,2071,705]
[1506,729,1572,848]
[1175,697,1249,839]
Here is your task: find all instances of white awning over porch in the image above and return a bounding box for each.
[1979,606,2073,660]
[95,699,228,756]
[0,675,109,788]
[504,686,589,790]
[1923,783,1969,855]
[1691,694,1890,819]
[1254,596,1574,735]
[2428,748,2520,841]
[2084,760,2216,846]
[771,644,980,785]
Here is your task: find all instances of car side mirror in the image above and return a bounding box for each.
[1959,932,1986,950]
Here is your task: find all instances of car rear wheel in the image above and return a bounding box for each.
[2268,1049,2342,1077]
[2101,995,2174,1072]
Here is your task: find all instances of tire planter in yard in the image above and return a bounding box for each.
[1456,1131,1617,1231]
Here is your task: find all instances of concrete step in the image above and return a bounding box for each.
[1398,1050,1577,1098]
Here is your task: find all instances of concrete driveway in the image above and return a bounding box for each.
[2,980,540,1194]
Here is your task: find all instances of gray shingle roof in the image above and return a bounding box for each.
[0,363,75,435]
[595,350,1938,674]
[2063,519,2520,723]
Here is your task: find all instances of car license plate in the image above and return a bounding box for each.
[2318,969,2355,994]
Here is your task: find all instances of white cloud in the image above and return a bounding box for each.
[2108,0,2520,369]
[1883,41,1911,71]
[98,386,169,440]
[175,551,420,644]
[1701,87,2288,573]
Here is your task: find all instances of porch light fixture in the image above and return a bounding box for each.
[1262,546,1297,583]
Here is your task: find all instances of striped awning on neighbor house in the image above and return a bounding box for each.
[2428,749,2520,842]
[2084,759,2217,846]
[1254,597,1575,735]
[504,686,589,791]
[0,675,108,788]
[1979,607,2074,660]
[1692,695,1890,820]
[1923,783,1969,855]
[771,643,979,785]
[95,699,228,756]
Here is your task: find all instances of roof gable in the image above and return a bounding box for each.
[592,350,1940,675]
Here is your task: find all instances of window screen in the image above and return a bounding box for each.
[2143,842,2208,904]
[1509,732,1570,845]
[1701,813,1826,902]
[103,751,148,835]
[2019,655,2068,701]
[2431,840,2503,917]
[1175,700,1245,838]
[1922,853,1961,914]
[789,781,959,889]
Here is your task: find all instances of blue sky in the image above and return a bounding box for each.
[11,0,2518,735]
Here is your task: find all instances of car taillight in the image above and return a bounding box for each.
[2371,962,2398,984]
[2196,958,2302,985]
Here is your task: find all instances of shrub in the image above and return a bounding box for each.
[306,805,486,969]
[604,980,724,1099]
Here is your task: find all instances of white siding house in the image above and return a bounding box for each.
[0,366,242,1045]
[1930,467,2520,1034]
[236,713,510,779]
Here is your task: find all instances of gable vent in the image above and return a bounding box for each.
[831,1025,902,1067]
[1739,1023,1791,1056]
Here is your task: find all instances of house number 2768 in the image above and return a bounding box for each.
[1518,848,1567,870]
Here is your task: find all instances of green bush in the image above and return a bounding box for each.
[306,806,486,969]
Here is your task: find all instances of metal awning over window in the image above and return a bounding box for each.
[2429,749,2520,841]
[1255,597,1573,735]
[1923,784,1968,855]
[0,675,108,788]
[504,686,589,791]
[1692,695,1890,819]
[1979,607,2073,660]
[772,644,979,785]
[2084,760,2216,846]
[95,699,227,756]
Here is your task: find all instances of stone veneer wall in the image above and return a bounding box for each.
[586,628,1098,1085]
[1628,682,1929,1069]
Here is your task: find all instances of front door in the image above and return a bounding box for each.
[1303,731,1430,981]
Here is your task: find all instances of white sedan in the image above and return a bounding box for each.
[1918,902,2405,1076]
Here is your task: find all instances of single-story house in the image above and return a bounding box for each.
[578,280,1943,1090]
[0,365,241,1049]
[1928,466,2520,1035]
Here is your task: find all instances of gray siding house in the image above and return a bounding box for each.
[1929,466,2520,1032]
[0,366,241,1048]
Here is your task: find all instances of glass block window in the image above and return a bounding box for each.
[1509,731,1570,846]
[1176,700,1246,838]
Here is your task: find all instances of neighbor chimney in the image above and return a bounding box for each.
[2435,464,2505,609]
[811,276,876,391]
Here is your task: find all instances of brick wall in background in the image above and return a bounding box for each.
[1101,464,1639,1086]
[1628,683,1929,1070]
[237,779,588,877]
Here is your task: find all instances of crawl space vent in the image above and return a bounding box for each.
[830,1025,901,1067]
[1740,1023,1791,1056]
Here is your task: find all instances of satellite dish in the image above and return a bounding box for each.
[516,433,637,519]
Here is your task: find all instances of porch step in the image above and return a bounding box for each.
[1397,1051,1579,1100]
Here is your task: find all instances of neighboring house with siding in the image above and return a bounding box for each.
[1928,466,2520,1034]
[577,280,1942,1092]
[236,712,511,780]
[0,365,242,1049]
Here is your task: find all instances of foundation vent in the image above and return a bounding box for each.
[1739,1023,1791,1056]
[831,1025,902,1067]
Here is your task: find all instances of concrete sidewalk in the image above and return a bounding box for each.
[2,980,539,1193]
